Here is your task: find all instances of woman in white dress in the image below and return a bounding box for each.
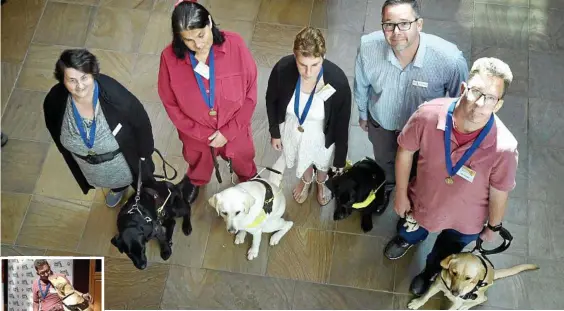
[265,27,352,206]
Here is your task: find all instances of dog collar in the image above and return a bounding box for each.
[351,181,386,209]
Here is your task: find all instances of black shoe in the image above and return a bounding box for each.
[383,235,414,260]
[375,183,394,214]
[409,270,437,296]
[181,176,200,204]
[188,185,199,204]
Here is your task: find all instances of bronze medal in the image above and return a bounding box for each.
[297,126,304,132]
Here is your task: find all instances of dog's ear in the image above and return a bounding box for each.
[208,193,221,216]
[111,235,124,253]
[440,254,455,270]
[243,193,256,214]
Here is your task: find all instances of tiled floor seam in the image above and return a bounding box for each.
[12,140,51,245]
[3,0,49,120]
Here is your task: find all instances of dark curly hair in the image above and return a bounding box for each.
[54,49,100,83]
[171,1,225,60]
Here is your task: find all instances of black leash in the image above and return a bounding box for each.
[152,148,177,181]
[210,146,222,183]
[474,225,513,257]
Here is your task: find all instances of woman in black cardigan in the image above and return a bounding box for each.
[266,27,351,206]
[43,49,156,207]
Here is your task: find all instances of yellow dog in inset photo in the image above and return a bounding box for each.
[48,275,93,311]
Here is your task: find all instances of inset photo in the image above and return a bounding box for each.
[1,257,103,311]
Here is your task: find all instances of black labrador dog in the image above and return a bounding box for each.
[326,157,387,232]
[111,177,193,270]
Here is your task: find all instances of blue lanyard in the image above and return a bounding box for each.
[444,100,494,177]
[294,67,324,126]
[189,48,215,112]
[71,81,99,150]
[38,279,51,300]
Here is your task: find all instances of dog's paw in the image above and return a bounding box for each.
[182,221,192,236]
[269,234,282,246]
[247,248,259,260]
[361,221,373,233]
[407,298,425,310]
[160,248,172,261]
[235,232,246,245]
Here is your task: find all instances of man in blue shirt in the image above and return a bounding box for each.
[354,0,469,211]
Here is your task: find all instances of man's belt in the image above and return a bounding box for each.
[73,149,121,165]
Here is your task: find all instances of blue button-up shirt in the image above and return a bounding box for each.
[354,31,469,130]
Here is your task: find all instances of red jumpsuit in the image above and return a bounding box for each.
[158,31,258,186]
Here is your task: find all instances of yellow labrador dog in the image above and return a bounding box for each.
[408,252,538,310]
[48,275,93,311]
[208,155,293,260]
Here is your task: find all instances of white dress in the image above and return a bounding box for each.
[280,89,335,178]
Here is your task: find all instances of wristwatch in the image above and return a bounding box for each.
[487,222,502,232]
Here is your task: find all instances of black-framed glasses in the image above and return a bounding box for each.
[381,19,419,32]
[468,87,499,105]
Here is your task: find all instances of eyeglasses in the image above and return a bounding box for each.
[381,19,419,32]
[467,87,499,105]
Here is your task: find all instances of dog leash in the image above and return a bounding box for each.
[470,225,513,268]
[128,158,153,223]
[152,148,178,181]
[210,146,223,183]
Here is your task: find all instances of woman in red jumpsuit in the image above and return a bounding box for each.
[158,0,258,203]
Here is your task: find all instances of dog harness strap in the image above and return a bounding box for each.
[246,210,267,229]
[63,299,89,311]
[251,178,274,214]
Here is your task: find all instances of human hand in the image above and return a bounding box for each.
[479,227,496,242]
[208,131,227,148]
[271,138,282,151]
[394,192,411,218]
[359,119,368,132]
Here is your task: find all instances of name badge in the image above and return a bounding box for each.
[456,165,476,183]
[194,62,210,80]
[317,84,336,101]
[412,80,428,88]
[112,123,122,136]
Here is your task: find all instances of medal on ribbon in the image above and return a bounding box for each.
[189,48,217,116]
[444,100,493,184]
[294,67,324,133]
[71,81,99,154]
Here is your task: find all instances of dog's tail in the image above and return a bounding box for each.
[494,264,539,280]
[267,154,286,188]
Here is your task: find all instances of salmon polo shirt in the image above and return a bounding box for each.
[397,98,518,234]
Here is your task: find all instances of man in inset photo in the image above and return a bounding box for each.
[32,259,92,311]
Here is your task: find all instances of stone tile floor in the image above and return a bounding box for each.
[1,0,563,309]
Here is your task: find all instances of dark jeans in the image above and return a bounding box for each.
[367,116,418,186]
[399,224,480,275]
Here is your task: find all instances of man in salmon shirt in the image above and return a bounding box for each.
[384,57,518,296]
[32,259,92,311]
[158,0,258,202]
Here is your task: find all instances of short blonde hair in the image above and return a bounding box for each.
[469,57,513,96]
[293,27,326,58]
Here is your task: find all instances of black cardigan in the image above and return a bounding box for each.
[266,55,352,168]
[43,74,155,194]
